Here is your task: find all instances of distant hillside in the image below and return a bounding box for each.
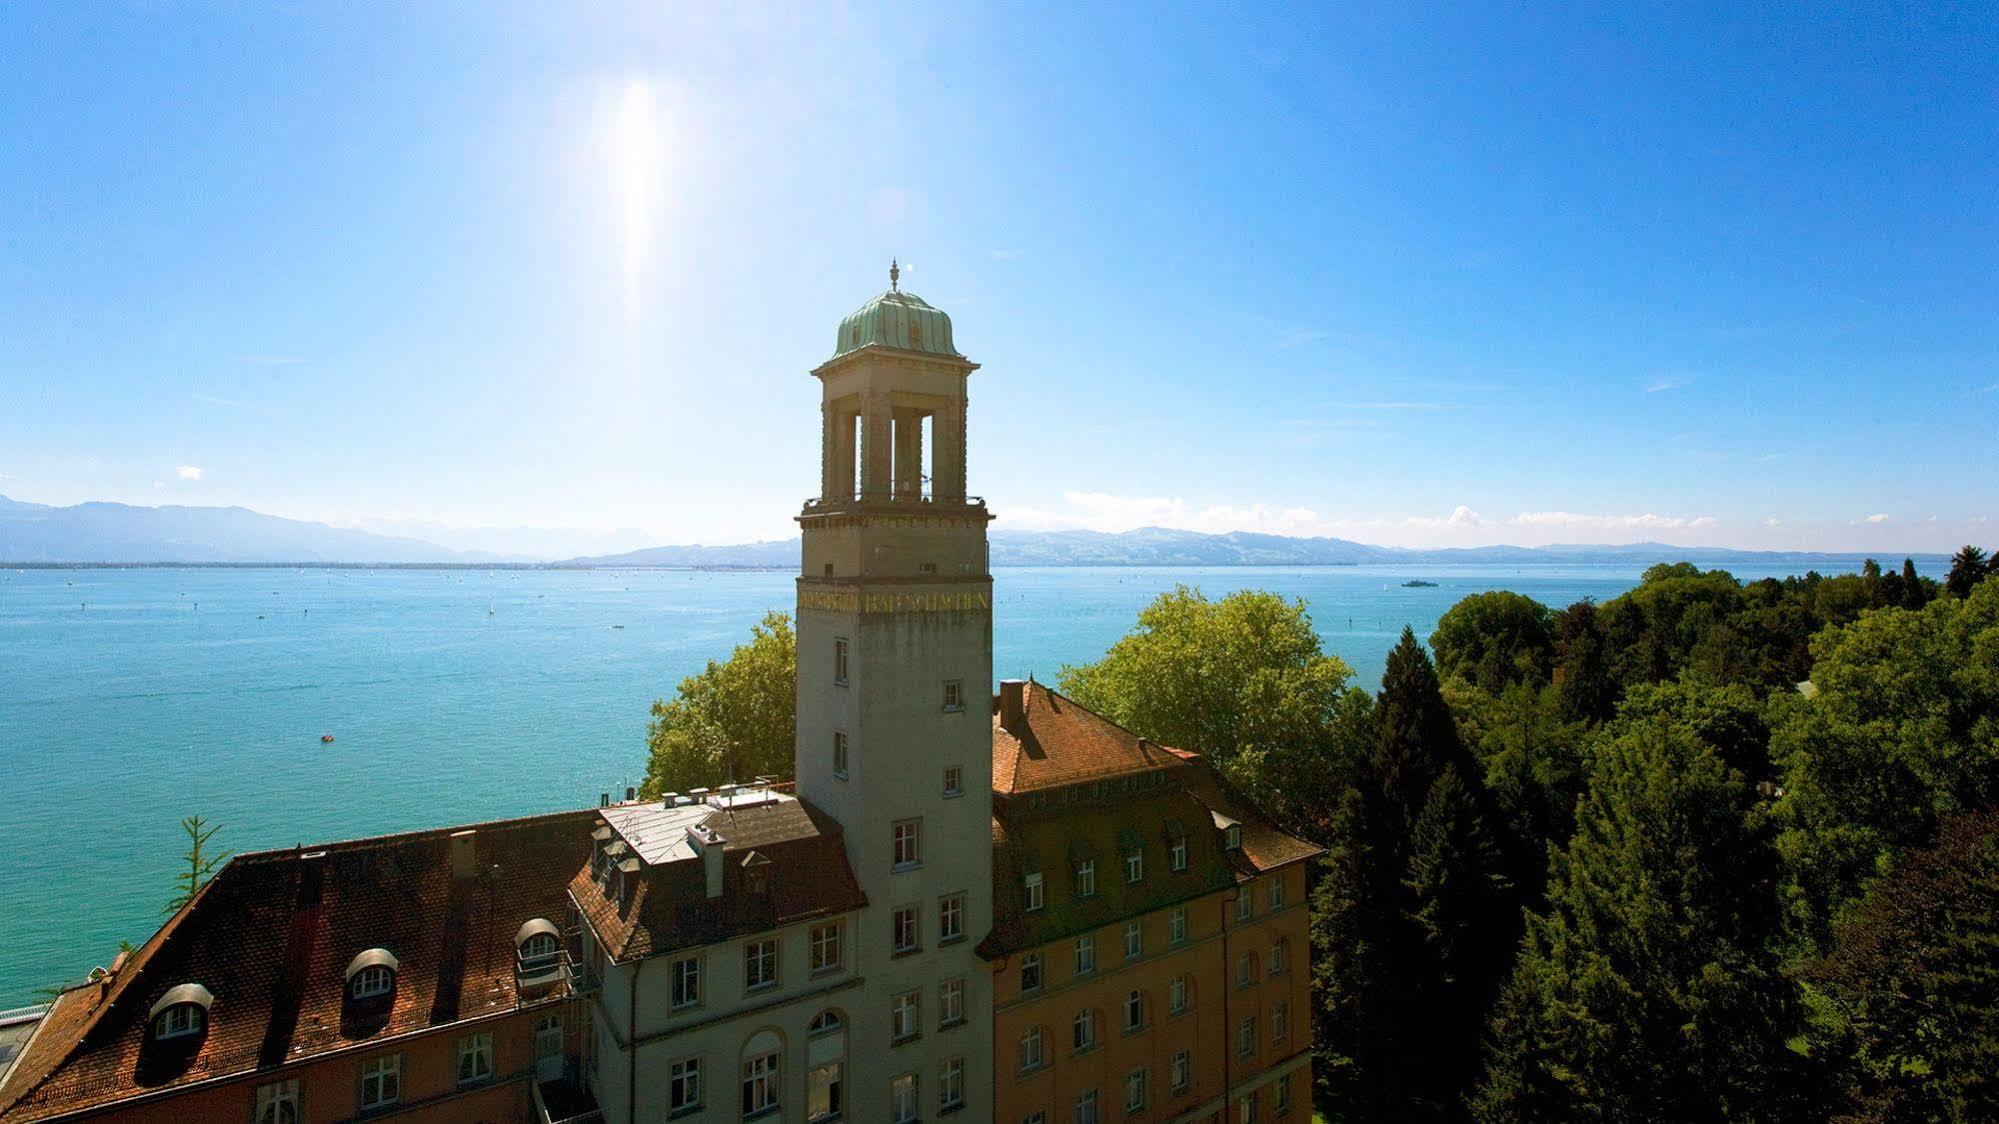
[1,495,1946,570]
[564,527,1939,570]
[0,495,495,564]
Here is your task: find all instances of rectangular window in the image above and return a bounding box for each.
[1169,836,1188,872]
[893,905,920,954]
[1268,874,1285,910]
[834,638,849,685]
[1125,1067,1148,1114]
[1269,940,1286,976]
[1237,951,1257,989]
[893,989,921,1043]
[742,1052,780,1117]
[1123,920,1142,960]
[256,1080,299,1124]
[1123,989,1144,1032]
[456,1032,493,1085]
[1073,1008,1096,1052]
[1028,1116,1046,1124]
[1169,906,1188,945]
[1020,952,1043,992]
[1275,1074,1293,1116]
[943,679,964,710]
[939,892,965,943]
[940,976,966,1026]
[1074,935,1095,975]
[1273,1000,1290,1043]
[1237,1091,1258,1124]
[670,1057,702,1112]
[940,1056,966,1111]
[893,1073,919,1123]
[811,921,842,974]
[672,955,701,1008]
[1124,850,1144,883]
[833,731,849,777]
[1236,884,1253,921]
[1019,1025,1045,1073]
[1238,1015,1257,1058]
[1024,871,1044,911]
[893,819,922,869]
[1169,974,1188,1015]
[1075,858,1097,898]
[359,1053,400,1110]
[1075,1089,1100,1124]
[943,765,963,796]
[745,938,778,991]
[808,1062,842,1121]
[1170,1050,1190,1094]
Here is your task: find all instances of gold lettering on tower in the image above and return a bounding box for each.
[798,589,992,615]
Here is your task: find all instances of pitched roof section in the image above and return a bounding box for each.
[571,794,865,963]
[981,683,1326,958]
[991,681,1188,796]
[0,809,594,1123]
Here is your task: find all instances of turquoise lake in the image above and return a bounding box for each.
[0,562,1825,1005]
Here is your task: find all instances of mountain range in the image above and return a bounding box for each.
[0,495,1941,570]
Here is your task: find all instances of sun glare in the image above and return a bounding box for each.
[611,76,664,323]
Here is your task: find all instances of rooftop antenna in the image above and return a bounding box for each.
[889,258,900,292]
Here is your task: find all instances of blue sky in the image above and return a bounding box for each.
[1,3,1993,555]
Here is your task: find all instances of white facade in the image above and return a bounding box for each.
[793,297,997,1122]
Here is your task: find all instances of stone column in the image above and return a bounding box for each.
[860,392,892,501]
[894,408,924,499]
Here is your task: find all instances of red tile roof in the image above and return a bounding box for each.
[981,684,1324,957]
[0,809,595,1123]
[571,797,865,963]
[992,682,1188,795]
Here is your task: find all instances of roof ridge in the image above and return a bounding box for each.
[226,806,598,864]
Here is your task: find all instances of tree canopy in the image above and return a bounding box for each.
[1057,585,1353,828]
[641,610,796,797]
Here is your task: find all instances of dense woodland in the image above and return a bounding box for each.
[643,544,1999,1122]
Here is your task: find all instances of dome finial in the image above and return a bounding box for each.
[889,259,900,293]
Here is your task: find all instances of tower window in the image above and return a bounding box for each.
[834,639,850,686]
[942,679,963,711]
[942,765,963,797]
[833,731,849,778]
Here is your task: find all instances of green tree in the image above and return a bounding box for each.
[641,611,797,797]
[1451,680,1584,900]
[1900,558,1929,610]
[1945,545,1990,599]
[1805,810,1999,1122]
[1553,599,1617,724]
[1472,720,1804,1121]
[1617,677,1772,782]
[1317,629,1513,1122]
[167,814,226,915]
[1430,592,1556,691]
[1057,585,1353,829]
[1773,579,1999,952]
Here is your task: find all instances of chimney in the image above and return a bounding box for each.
[687,824,727,898]
[625,786,637,802]
[999,678,1027,734]
[449,829,477,881]
[599,791,611,808]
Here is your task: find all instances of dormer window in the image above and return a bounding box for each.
[148,983,213,1042]
[1226,825,1242,851]
[516,918,563,987]
[345,949,400,1002]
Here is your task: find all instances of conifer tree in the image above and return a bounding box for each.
[1553,600,1616,724]
[1472,720,1803,1121]
[1901,557,1928,609]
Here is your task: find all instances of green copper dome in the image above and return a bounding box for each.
[833,262,959,358]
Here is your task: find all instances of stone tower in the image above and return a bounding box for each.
[795,263,995,1117]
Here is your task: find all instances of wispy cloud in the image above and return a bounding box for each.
[1511,511,1717,530]
[990,249,1020,261]
[1645,376,1688,394]
[176,465,203,481]
[1405,505,1483,529]
[1864,513,1890,524]
[194,392,277,413]
[1975,382,1999,395]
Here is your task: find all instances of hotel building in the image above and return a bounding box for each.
[0,270,1319,1124]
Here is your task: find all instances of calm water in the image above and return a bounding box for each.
[0,562,1793,1004]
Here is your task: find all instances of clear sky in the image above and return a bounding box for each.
[1,3,1993,556]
